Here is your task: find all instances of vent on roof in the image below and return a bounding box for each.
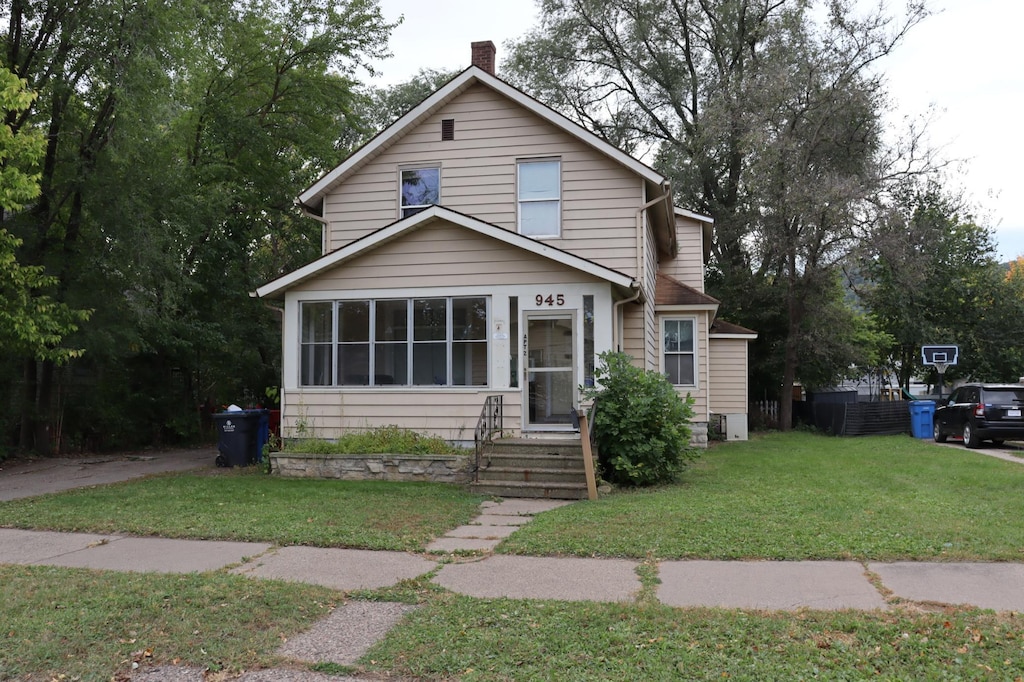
[441,118,455,141]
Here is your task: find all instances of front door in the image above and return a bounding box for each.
[525,313,576,429]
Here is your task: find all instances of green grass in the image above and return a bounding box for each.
[0,469,485,551]
[500,432,1024,561]
[0,564,341,681]
[363,595,1024,681]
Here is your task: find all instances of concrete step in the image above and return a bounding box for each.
[476,466,587,485]
[484,438,583,457]
[469,480,589,500]
[478,452,588,470]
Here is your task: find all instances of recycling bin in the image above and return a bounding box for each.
[908,400,935,439]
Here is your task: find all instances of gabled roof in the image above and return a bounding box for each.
[299,65,669,211]
[255,205,637,299]
[654,273,719,307]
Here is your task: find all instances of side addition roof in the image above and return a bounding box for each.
[256,205,637,299]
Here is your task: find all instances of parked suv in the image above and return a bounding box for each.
[933,383,1024,448]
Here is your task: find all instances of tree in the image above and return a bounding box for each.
[506,0,931,428]
[0,65,88,364]
[855,183,1015,389]
[2,0,395,453]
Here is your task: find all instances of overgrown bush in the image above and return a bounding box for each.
[582,351,696,486]
[283,424,461,456]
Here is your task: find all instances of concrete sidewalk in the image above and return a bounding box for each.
[3,522,1024,613]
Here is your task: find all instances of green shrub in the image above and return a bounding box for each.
[582,351,696,486]
[283,424,461,456]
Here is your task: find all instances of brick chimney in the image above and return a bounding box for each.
[471,41,496,75]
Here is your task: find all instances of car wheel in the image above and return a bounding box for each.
[963,422,981,449]
[933,421,947,443]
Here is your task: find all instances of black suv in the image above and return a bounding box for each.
[933,383,1024,448]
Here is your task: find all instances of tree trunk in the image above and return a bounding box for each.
[18,358,37,450]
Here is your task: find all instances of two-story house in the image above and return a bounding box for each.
[256,42,755,453]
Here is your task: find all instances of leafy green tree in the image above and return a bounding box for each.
[2,0,395,453]
[506,0,932,428]
[582,351,696,486]
[856,184,1015,389]
[0,65,89,364]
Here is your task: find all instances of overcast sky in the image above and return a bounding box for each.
[370,0,1024,261]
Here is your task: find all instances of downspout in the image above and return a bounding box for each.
[612,285,642,352]
[295,199,330,253]
[620,182,672,357]
[262,301,287,438]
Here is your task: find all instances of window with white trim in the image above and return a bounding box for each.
[300,297,488,387]
[400,166,440,218]
[663,318,696,386]
[517,159,560,237]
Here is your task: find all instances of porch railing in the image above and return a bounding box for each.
[473,394,503,472]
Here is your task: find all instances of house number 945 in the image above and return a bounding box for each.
[536,294,565,306]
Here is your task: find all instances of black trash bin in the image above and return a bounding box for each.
[213,410,266,467]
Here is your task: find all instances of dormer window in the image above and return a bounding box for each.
[400,166,440,218]
[517,158,561,237]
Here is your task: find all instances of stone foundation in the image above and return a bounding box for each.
[690,422,709,448]
[271,453,472,484]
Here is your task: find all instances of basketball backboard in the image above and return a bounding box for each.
[921,345,958,366]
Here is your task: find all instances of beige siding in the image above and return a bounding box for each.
[658,216,705,290]
[323,84,643,277]
[294,222,604,292]
[621,303,646,366]
[283,390,522,442]
[709,337,750,414]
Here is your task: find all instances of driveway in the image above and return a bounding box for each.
[0,447,215,501]
[931,438,1024,464]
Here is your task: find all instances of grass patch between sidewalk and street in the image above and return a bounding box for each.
[499,432,1024,561]
[362,595,1024,681]
[0,564,341,681]
[0,472,485,551]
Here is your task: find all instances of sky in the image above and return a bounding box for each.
[370,0,1024,261]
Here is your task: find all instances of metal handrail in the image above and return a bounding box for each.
[473,394,503,473]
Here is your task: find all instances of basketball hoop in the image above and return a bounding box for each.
[922,345,959,401]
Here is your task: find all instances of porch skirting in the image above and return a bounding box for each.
[271,453,471,484]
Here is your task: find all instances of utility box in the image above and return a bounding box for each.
[722,413,749,441]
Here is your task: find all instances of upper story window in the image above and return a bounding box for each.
[517,159,560,237]
[663,318,696,387]
[400,166,440,218]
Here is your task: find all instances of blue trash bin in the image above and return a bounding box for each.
[908,400,935,439]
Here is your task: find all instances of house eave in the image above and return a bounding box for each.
[255,205,636,298]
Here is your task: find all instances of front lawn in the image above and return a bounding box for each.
[0,471,485,551]
[500,432,1024,561]
[364,595,1024,681]
[0,564,340,681]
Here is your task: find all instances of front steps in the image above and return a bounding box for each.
[471,437,594,499]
